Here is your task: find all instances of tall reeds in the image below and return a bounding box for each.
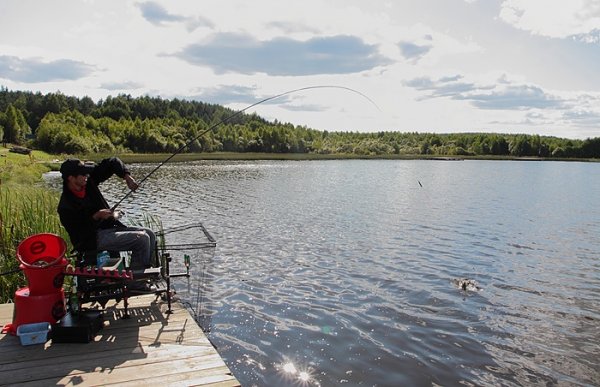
[0,186,69,302]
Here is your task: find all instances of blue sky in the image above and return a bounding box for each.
[1,0,599,139]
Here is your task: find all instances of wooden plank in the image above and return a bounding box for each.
[0,303,13,326]
[11,354,231,385]
[0,342,216,373]
[0,295,240,386]
[0,305,210,358]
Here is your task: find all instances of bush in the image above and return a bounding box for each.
[64,135,93,154]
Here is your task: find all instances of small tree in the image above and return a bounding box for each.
[509,135,531,156]
[3,104,28,144]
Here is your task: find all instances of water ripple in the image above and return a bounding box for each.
[79,159,600,386]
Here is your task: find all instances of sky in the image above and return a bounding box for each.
[1,0,600,139]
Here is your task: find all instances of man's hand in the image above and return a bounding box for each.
[124,174,139,191]
[93,209,114,221]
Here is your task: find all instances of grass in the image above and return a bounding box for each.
[79,151,599,165]
[0,145,57,185]
[81,152,363,164]
[0,186,69,302]
[87,151,478,163]
[0,145,68,302]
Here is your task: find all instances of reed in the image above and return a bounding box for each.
[139,212,165,248]
[0,186,69,302]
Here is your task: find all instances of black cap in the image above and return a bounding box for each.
[60,159,95,179]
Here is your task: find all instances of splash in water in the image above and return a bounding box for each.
[453,278,482,292]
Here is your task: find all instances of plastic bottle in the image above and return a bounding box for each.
[97,250,110,268]
[69,285,79,315]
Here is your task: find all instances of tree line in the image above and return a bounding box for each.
[0,87,598,158]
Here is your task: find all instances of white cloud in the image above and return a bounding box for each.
[0,55,95,83]
[403,73,564,110]
[100,81,144,91]
[398,41,433,63]
[0,0,597,139]
[137,1,213,31]
[173,33,391,76]
[499,0,600,41]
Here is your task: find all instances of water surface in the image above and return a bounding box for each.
[93,159,599,386]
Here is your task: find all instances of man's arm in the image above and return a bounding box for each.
[124,173,139,191]
[90,157,131,184]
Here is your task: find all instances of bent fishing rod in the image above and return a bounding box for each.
[111,85,380,211]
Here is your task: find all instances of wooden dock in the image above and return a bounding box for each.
[0,295,240,386]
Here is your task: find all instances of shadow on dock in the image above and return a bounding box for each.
[0,295,239,386]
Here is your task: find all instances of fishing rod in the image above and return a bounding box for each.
[111,85,380,211]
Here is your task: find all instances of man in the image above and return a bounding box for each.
[57,157,155,271]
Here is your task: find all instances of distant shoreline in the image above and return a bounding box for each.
[39,152,599,171]
[78,152,598,164]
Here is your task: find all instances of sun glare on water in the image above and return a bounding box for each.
[280,360,318,385]
[283,362,297,374]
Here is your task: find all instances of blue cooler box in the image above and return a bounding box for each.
[16,322,51,346]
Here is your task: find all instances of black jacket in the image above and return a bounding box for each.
[57,157,130,251]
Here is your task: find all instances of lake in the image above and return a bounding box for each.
[91,159,600,386]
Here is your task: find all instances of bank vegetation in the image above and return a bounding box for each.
[1,87,599,160]
[0,146,69,302]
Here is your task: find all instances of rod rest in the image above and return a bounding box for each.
[130,266,161,276]
[64,265,133,280]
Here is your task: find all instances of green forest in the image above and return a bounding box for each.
[1,87,599,158]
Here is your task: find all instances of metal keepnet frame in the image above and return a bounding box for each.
[155,222,216,327]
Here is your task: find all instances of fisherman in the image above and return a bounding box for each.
[57,157,156,271]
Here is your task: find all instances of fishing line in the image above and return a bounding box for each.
[111,85,380,211]
[0,267,21,277]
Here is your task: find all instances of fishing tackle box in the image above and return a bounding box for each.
[51,310,103,343]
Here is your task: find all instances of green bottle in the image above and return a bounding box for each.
[69,285,79,315]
